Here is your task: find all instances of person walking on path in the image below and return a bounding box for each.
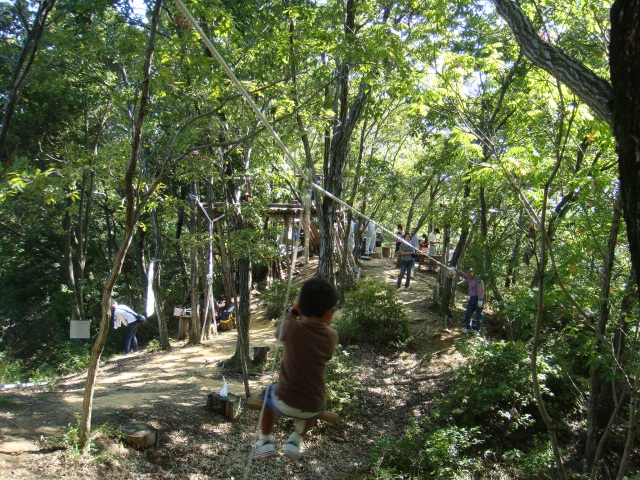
[253,277,339,461]
[397,232,415,289]
[455,267,485,334]
[111,299,146,354]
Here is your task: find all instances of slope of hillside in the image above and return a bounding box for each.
[0,257,469,479]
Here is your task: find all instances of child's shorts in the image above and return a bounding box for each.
[260,384,323,420]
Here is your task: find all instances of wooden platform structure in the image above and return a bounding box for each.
[209,203,320,253]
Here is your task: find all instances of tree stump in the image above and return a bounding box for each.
[252,346,270,364]
[121,423,159,450]
[207,392,241,420]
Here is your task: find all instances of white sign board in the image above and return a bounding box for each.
[70,320,91,339]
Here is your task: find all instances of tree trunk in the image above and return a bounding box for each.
[188,188,201,344]
[63,202,83,320]
[79,0,162,448]
[175,197,190,297]
[317,0,368,282]
[610,0,640,303]
[439,180,472,315]
[237,257,251,362]
[214,219,234,304]
[151,207,170,350]
[584,194,623,470]
[505,208,525,289]
[0,0,57,176]
[531,158,567,479]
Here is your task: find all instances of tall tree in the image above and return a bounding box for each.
[490,0,638,474]
[0,0,57,177]
[490,0,640,310]
[79,0,163,449]
[317,0,369,282]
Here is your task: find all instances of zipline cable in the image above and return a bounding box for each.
[169,0,450,270]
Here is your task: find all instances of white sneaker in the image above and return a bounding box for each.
[283,440,300,460]
[253,441,276,461]
[283,432,303,460]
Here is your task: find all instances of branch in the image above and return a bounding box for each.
[491,0,613,126]
[0,0,57,174]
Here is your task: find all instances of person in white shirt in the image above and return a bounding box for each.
[111,299,144,354]
[427,228,440,271]
[364,220,377,255]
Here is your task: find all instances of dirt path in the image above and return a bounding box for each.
[0,257,467,479]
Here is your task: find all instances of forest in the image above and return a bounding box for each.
[1,0,639,478]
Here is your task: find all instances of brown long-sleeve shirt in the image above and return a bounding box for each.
[274,318,338,412]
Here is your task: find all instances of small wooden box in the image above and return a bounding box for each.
[207,392,241,420]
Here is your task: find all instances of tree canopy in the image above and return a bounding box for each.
[0,0,638,477]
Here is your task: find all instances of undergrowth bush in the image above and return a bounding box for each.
[365,341,564,479]
[368,420,483,478]
[0,340,91,384]
[326,345,366,418]
[261,280,300,320]
[50,412,121,458]
[502,435,555,479]
[335,279,409,346]
[0,353,24,384]
[445,340,561,443]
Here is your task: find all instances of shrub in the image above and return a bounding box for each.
[0,353,24,384]
[503,435,555,479]
[326,345,365,418]
[445,340,561,442]
[261,280,300,320]
[335,279,409,346]
[368,421,483,478]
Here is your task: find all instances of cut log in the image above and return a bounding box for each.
[245,397,339,424]
[121,422,158,450]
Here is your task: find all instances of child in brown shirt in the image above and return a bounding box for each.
[254,277,339,461]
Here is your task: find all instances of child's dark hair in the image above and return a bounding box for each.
[298,277,338,317]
